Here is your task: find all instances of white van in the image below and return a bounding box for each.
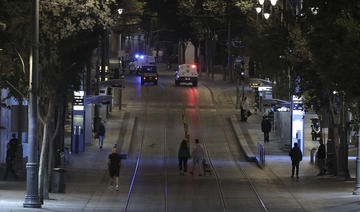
[175,64,198,86]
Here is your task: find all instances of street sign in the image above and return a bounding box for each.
[73,91,85,111]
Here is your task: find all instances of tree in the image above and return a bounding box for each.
[1,0,122,200]
[0,0,32,101]
[297,0,360,177]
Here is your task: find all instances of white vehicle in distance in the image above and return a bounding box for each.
[175,64,198,86]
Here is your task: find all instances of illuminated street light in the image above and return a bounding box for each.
[117,8,124,15]
[259,0,264,5]
[270,0,277,6]
[311,7,319,15]
[256,7,262,13]
[264,13,270,19]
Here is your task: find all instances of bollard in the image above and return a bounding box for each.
[310,148,317,164]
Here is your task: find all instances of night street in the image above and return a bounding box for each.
[1,0,360,211]
[1,69,359,211]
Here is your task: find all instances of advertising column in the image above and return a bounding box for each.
[291,95,305,154]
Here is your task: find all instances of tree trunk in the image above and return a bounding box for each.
[329,95,349,178]
[47,105,62,193]
[38,122,48,202]
[38,96,55,201]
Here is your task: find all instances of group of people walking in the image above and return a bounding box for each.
[178,139,205,176]
[103,95,328,191]
[105,138,206,192]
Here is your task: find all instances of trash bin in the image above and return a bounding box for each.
[51,168,65,193]
[310,148,317,164]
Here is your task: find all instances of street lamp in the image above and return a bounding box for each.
[256,7,262,14]
[263,0,271,20]
[117,8,124,15]
[311,7,319,15]
[270,0,277,6]
[24,0,41,208]
[264,12,270,19]
[259,0,265,5]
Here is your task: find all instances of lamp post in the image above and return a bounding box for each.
[23,0,41,208]
[257,0,279,20]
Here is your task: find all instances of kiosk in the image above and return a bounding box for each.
[72,91,86,153]
[258,86,272,112]
[291,95,305,154]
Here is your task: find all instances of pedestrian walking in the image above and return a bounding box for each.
[178,139,190,175]
[190,139,204,176]
[241,97,250,122]
[3,135,19,180]
[98,121,106,150]
[289,143,302,179]
[107,146,122,191]
[316,139,326,176]
[261,116,271,143]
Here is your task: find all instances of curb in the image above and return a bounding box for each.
[229,115,256,162]
[120,114,136,158]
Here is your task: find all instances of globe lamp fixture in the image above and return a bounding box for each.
[256,7,262,13]
[264,13,270,19]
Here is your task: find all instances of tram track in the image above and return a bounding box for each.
[201,82,269,212]
[122,87,149,212]
[203,143,228,212]
[122,112,145,212]
[123,86,169,212]
[204,81,308,211]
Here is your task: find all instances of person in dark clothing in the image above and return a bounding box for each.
[8,134,18,155]
[316,139,326,176]
[178,139,190,175]
[3,139,18,180]
[261,116,271,143]
[107,147,122,191]
[98,122,106,150]
[289,143,302,179]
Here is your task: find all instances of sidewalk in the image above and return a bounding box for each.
[230,111,359,211]
[0,108,134,211]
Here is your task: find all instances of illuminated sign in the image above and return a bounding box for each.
[73,91,84,111]
[291,95,304,154]
[250,82,260,88]
[258,86,272,91]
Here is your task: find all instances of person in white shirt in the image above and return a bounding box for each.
[190,139,204,176]
[241,97,250,122]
